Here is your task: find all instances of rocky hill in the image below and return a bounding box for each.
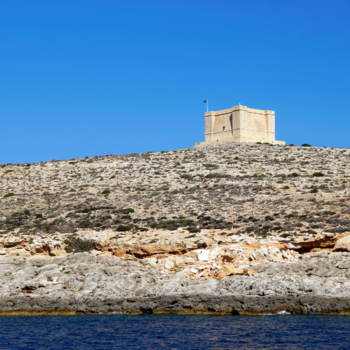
[2,142,350,315]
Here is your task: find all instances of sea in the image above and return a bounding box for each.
[0,313,349,349]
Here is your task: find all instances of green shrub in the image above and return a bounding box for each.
[310,188,318,193]
[180,174,193,180]
[4,170,14,174]
[114,208,134,213]
[101,189,111,195]
[280,233,292,238]
[301,144,312,147]
[256,231,267,238]
[155,221,172,229]
[153,219,194,230]
[117,225,131,231]
[313,172,324,177]
[4,193,14,198]
[206,173,230,179]
[291,173,299,177]
[178,219,194,227]
[64,238,95,253]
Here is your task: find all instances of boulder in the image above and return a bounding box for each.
[221,250,237,263]
[216,266,244,279]
[142,257,157,267]
[164,259,175,270]
[334,235,350,252]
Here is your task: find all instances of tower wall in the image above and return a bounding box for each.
[196,105,285,146]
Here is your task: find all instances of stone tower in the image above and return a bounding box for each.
[195,105,285,146]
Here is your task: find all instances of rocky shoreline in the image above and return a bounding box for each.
[3,295,350,316]
[1,250,350,316]
[2,143,350,315]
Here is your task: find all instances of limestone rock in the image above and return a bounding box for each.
[142,257,157,267]
[164,259,175,270]
[216,266,244,279]
[243,268,257,276]
[197,250,210,261]
[292,234,347,252]
[334,235,350,252]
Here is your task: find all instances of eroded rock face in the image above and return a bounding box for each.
[1,143,350,314]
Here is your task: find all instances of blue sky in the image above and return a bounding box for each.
[1,0,350,163]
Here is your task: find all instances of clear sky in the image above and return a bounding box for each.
[1,0,350,164]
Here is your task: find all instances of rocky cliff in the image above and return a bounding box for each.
[2,142,350,314]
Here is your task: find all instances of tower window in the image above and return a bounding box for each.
[223,126,225,131]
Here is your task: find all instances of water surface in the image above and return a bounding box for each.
[0,314,349,349]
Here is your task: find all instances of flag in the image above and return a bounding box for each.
[203,100,207,103]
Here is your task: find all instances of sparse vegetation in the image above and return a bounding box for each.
[64,238,95,253]
[180,174,193,180]
[114,208,134,213]
[117,225,132,231]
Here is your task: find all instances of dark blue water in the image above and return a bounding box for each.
[0,314,349,349]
